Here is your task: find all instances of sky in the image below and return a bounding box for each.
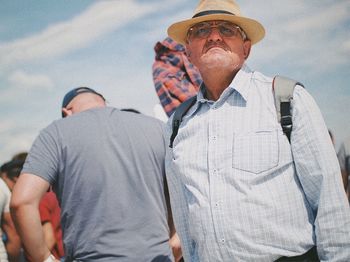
[0,0,349,164]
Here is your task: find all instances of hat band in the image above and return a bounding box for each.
[192,10,234,18]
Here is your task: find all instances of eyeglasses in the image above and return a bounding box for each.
[187,21,247,41]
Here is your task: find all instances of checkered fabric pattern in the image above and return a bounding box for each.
[152,37,202,117]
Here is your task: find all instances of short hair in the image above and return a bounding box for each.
[0,159,24,180]
[12,151,28,162]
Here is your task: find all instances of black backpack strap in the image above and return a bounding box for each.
[169,96,197,148]
[273,76,304,142]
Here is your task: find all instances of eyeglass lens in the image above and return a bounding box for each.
[189,22,243,40]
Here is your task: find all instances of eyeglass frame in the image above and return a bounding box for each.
[186,21,248,42]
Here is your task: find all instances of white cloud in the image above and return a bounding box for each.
[0,119,17,134]
[0,0,156,67]
[0,118,39,163]
[251,1,350,75]
[285,1,349,32]
[0,131,33,163]
[8,70,54,90]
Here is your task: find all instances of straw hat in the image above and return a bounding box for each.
[167,0,265,45]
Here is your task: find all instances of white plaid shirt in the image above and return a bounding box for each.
[165,64,350,261]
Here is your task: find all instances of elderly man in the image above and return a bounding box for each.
[165,0,350,261]
[11,87,176,261]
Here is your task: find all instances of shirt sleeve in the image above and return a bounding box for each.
[291,86,350,261]
[22,123,61,185]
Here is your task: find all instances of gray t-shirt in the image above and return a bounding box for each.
[23,107,172,261]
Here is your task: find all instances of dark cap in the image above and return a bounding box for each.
[61,87,105,117]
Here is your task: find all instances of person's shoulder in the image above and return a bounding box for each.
[128,111,165,127]
[39,119,64,136]
[119,110,166,134]
[116,108,162,122]
[137,112,165,124]
[54,107,109,126]
[250,69,273,88]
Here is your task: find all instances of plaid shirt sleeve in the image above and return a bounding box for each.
[152,37,202,117]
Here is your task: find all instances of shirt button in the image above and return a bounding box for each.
[212,136,217,141]
[221,238,225,244]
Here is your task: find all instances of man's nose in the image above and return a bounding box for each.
[207,27,223,42]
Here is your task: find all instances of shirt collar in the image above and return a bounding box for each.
[228,63,253,102]
[186,64,253,119]
[197,63,253,103]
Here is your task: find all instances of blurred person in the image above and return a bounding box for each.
[152,36,202,117]
[10,153,28,163]
[0,159,22,261]
[164,0,350,261]
[338,136,350,201]
[11,87,177,261]
[12,152,64,260]
[39,191,64,260]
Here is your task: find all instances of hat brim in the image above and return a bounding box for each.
[167,14,265,45]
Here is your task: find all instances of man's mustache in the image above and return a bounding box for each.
[203,42,230,53]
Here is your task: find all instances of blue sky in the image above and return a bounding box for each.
[0,0,349,164]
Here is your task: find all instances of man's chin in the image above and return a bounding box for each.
[201,53,231,68]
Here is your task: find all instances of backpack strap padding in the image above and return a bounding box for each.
[273,76,304,142]
[169,96,197,148]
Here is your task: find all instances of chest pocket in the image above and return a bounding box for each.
[232,130,279,174]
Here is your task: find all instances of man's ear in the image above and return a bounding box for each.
[62,108,72,118]
[243,40,252,59]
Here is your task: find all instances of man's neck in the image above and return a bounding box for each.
[200,68,238,101]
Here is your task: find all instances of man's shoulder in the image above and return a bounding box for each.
[119,110,165,127]
[250,70,273,87]
[52,107,112,127]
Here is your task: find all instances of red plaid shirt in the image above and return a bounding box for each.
[152,37,202,117]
